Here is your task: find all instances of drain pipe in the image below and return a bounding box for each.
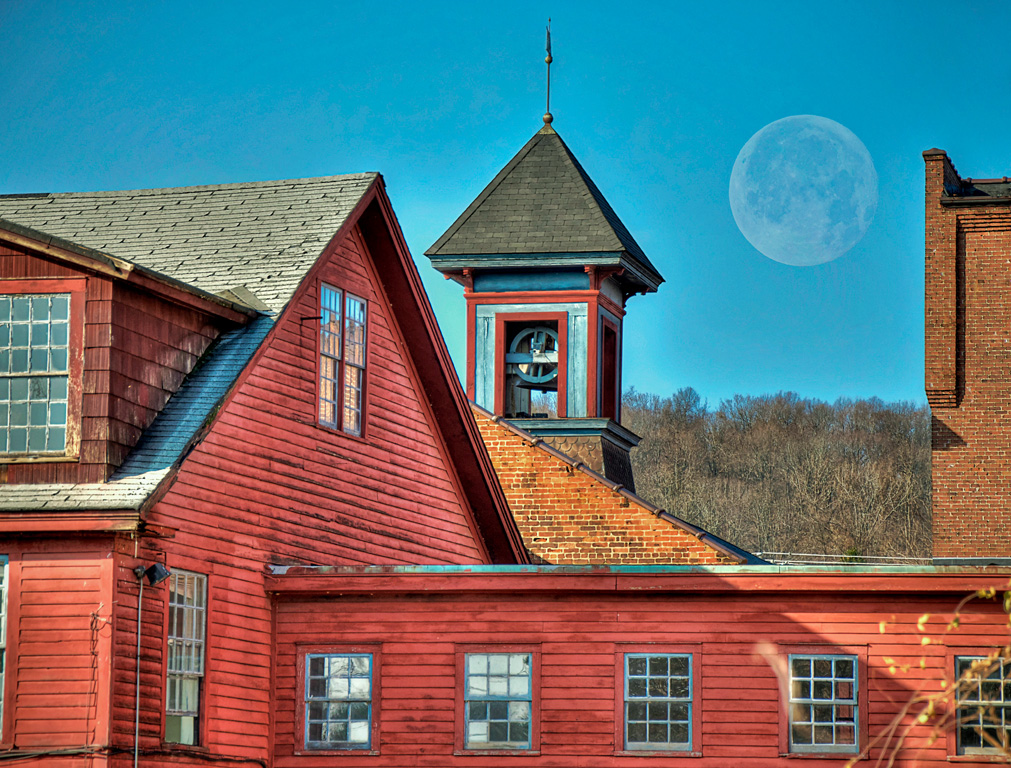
[133,564,171,768]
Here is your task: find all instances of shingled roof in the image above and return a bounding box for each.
[426,125,663,293]
[0,174,378,313]
[0,174,379,517]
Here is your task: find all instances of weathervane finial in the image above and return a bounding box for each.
[543,19,553,125]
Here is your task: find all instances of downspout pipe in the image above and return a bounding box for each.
[133,564,171,768]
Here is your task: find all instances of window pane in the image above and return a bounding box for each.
[465,652,533,749]
[956,656,1011,755]
[166,571,207,746]
[624,654,693,750]
[304,652,373,750]
[0,293,72,454]
[788,654,858,754]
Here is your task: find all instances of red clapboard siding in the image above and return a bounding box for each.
[106,216,496,763]
[267,575,1011,768]
[5,542,115,750]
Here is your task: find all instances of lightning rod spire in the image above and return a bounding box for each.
[544,19,553,125]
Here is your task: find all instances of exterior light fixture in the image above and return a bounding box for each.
[134,562,171,768]
[134,562,171,586]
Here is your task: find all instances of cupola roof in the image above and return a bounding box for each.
[426,125,663,294]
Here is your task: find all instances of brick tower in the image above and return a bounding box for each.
[427,125,663,491]
[924,148,1011,564]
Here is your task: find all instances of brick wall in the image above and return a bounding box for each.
[473,406,741,565]
[924,150,1011,559]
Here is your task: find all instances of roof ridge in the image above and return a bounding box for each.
[38,173,378,198]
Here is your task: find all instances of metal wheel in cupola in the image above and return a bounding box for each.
[504,324,559,418]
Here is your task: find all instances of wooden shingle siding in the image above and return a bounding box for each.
[0,240,235,483]
[270,578,1010,767]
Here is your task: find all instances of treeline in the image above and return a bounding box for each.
[622,388,931,560]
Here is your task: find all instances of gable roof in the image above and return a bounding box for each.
[0,176,528,561]
[472,404,762,565]
[0,174,378,313]
[426,125,663,293]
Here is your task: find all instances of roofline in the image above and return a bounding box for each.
[0,217,260,323]
[283,178,527,565]
[0,172,379,199]
[471,403,762,565]
[265,563,1011,595]
[429,251,663,294]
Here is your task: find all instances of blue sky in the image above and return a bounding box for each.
[2,1,1008,407]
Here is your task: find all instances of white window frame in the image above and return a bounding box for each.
[955,655,1010,755]
[166,570,207,745]
[787,654,858,754]
[624,653,692,751]
[304,653,373,750]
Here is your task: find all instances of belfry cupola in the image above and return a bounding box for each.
[426,124,663,491]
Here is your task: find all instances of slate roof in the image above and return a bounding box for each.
[0,316,273,512]
[426,126,663,293]
[0,174,378,313]
[0,174,378,515]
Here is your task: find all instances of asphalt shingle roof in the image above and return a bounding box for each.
[426,126,663,292]
[0,174,378,313]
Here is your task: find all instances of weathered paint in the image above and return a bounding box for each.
[474,302,587,416]
[268,567,1011,767]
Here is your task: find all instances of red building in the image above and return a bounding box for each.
[0,175,527,766]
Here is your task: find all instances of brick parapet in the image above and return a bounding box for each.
[473,405,742,565]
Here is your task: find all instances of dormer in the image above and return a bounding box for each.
[0,218,255,484]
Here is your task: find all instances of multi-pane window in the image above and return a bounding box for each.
[788,654,858,753]
[305,653,373,749]
[0,294,70,454]
[464,653,532,749]
[166,571,207,745]
[318,284,367,436]
[956,656,1010,754]
[624,653,692,750]
[0,556,7,740]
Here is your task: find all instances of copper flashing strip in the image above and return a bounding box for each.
[471,402,747,564]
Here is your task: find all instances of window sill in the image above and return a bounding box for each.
[158,743,209,754]
[455,749,540,757]
[780,751,860,759]
[0,454,78,464]
[295,748,379,756]
[616,749,701,757]
[947,754,1010,763]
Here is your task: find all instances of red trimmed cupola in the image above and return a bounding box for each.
[426,124,664,491]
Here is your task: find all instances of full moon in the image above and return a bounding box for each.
[729,115,878,267]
